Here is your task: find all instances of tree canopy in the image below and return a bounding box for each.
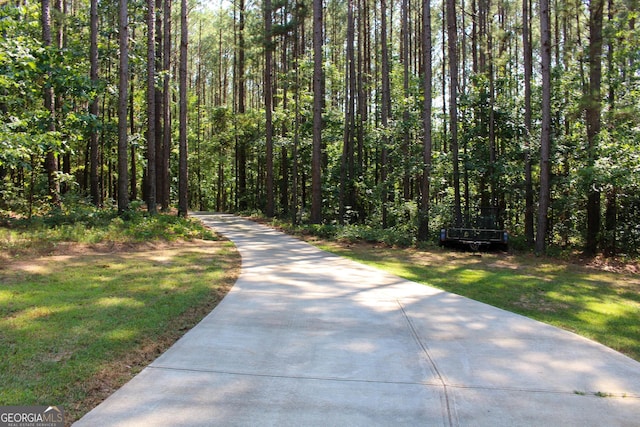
[1,0,639,256]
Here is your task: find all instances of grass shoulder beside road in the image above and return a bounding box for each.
[310,238,640,362]
[0,210,240,424]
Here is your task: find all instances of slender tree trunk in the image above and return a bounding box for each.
[311,0,323,224]
[441,0,447,154]
[418,0,432,240]
[89,0,100,206]
[401,0,411,201]
[196,20,203,211]
[117,0,129,213]
[604,188,617,256]
[154,0,163,210]
[585,0,604,255]
[523,0,534,244]
[603,0,616,257]
[218,18,223,106]
[487,11,497,207]
[129,64,137,201]
[536,0,552,254]
[146,0,157,214]
[178,0,188,217]
[356,0,370,222]
[348,2,356,215]
[264,0,274,217]
[161,0,171,210]
[340,0,356,223]
[446,0,462,226]
[292,18,301,224]
[237,0,247,210]
[381,0,391,228]
[42,0,60,205]
[279,11,289,217]
[56,0,70,195]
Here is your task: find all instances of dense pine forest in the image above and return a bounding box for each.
[0,0,639,255]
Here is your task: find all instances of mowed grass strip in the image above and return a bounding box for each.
[0,239,240,423]
[314,241,640,362]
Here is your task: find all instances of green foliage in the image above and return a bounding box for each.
[0,4,97,210]
[118,212,217,242]
[1,202,217,256]
[2,0,640,255]
[336,224,416,247]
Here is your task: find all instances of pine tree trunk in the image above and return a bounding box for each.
[356,0,369,221]
[280,16,289,217]
[264,0,274,217]
[292,17,301,223]
[402,0,411,201]
[237,0,248,210]
[381,0,391,228]
[161,0,171,210]
[42,0,60,205]
[117,0,129,213]
[603,0,616,257]
[178,0,188,217]
[147,0,157,214]
[523,0,534,245]
[196,21,203,211]
[154,0,163,211]
[129,66,137,201]
[585,0,604,255]
[311,0,323,224]
[418,0,433,241]
[340,0,356,223]
[446,0,462,226]
[536,0,552,254]
[89,0,100,206]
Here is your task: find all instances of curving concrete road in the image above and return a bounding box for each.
[75,213,640,426]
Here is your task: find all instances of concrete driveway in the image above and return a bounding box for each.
[75,213,640,426]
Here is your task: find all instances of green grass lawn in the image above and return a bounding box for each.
[2,209,639,424]
[313,240,640,362]
[0,211,240,423]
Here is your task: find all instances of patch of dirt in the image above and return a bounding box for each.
[0,240,174,267]
[2,240,214,275]
[586,256,640,276]
[486,259,523,270]
[513,294,570,313]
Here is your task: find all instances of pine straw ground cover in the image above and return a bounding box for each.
[0,220,240,424]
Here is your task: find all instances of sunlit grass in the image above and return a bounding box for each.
[0,218,239,423]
